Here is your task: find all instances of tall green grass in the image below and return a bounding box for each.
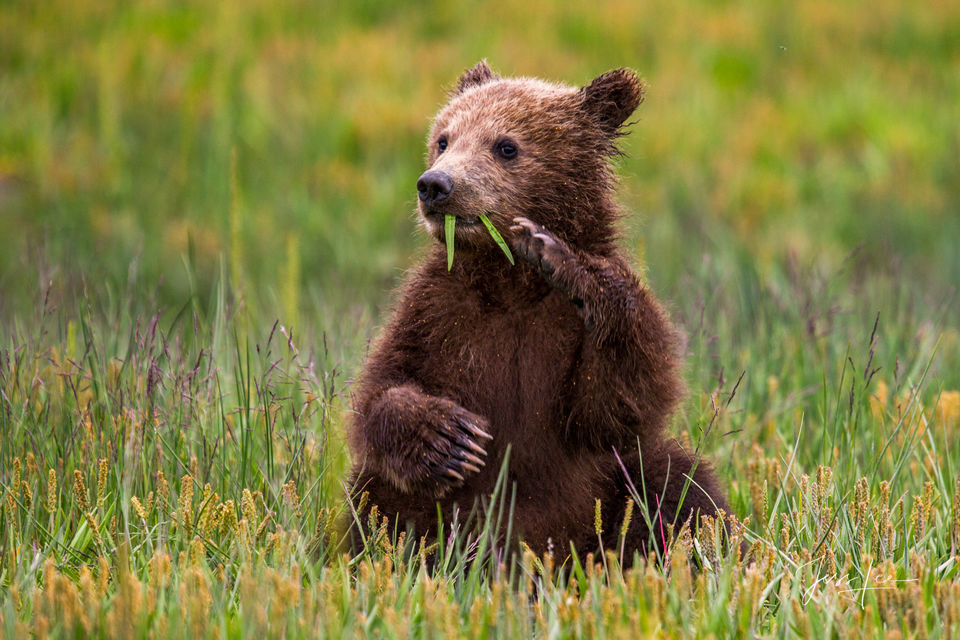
[1,250,959,637]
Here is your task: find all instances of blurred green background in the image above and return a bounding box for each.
[2,0,958,361]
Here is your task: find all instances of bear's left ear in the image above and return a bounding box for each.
[455,60,500,95]
[580,68,644,133]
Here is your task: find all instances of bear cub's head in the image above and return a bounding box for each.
[417,61,644,254]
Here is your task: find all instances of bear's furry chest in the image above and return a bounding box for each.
[413,287,583,438]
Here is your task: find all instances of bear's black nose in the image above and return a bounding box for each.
[417,170,454,205]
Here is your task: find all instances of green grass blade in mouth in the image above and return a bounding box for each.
[445,213,456,271]
[479,214,515,265]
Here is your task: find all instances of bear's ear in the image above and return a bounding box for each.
[580,68,644,133]
[455,60,500,95]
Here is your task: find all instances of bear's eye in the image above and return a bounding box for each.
[495,139,518,160]
[437,137,448,153]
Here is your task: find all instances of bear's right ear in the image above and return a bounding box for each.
[580,68,644,133]
[454,61,500,95]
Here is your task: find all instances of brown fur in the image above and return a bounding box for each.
[347,62,730,560]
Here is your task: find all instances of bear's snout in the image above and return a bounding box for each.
[417,170,454,207]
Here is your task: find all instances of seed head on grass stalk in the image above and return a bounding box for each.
[74,470,90,512]
[12,458,21,497]
[96,458,107,507]
[283,480,302,515]
[241,488,258,528]
[46,468,57,514]
[4,492,16,538]
[220,500,239,537]
[131,496,147,521]
[156,470,169,511]
[619,498,634,566]
[178,474,194,538]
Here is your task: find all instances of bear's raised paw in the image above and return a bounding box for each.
[510,217,582,307]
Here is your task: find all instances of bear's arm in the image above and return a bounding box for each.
[511,219,684,449]
[349,296,491,496]
[561,255,684,448]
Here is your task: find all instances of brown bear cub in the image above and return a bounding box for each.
[348,62,730,560]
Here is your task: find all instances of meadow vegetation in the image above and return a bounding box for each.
[1,0,959,637]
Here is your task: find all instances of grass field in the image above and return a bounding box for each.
[2,0,960,637]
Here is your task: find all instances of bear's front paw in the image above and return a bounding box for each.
[403,401,493,497]
[510,217,582,304]
[509,217,570,276]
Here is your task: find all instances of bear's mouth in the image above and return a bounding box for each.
[425,211,481,227]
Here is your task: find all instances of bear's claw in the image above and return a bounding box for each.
[510,217,569,275]
[415,402,492,495]
[510,217,580,300]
